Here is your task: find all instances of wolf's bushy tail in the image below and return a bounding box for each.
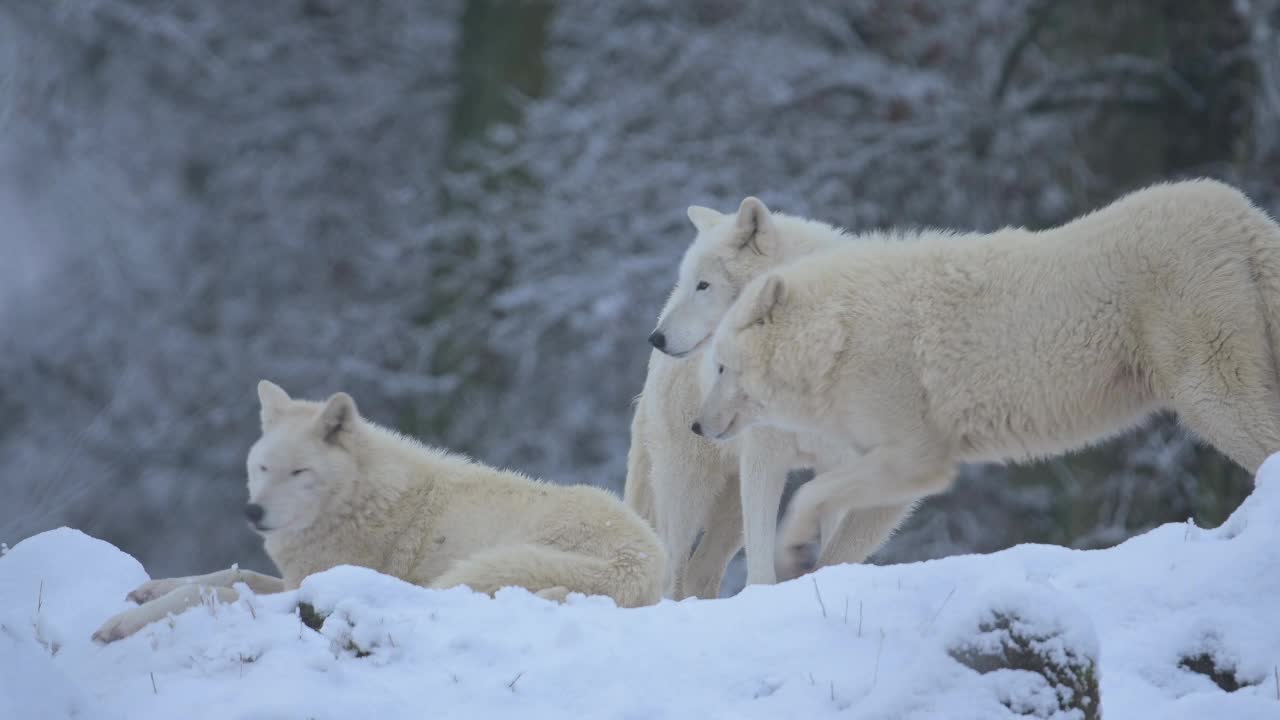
[1244,200,1280,394]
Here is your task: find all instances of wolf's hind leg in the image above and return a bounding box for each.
[1164,329,1280,474]
[431,543,659,608]
[534,586,572,603]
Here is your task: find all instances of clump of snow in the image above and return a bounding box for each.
[3,459,1280,719]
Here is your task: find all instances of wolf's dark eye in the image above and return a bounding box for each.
[290,468,308,477]
[696,281,710,291]
[258,465,268,473]
[718,365,724,375]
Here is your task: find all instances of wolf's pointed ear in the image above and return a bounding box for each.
[740,274,788,327]
[687,205,724,233]
[734,197,777,255]
[258,380,291,428]
[316,392,358,444]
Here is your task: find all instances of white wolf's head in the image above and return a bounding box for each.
[649,196,787,358]
[244,380,362,535]
[693,271,842,441]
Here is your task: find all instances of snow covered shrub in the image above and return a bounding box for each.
[947,589,1100,719]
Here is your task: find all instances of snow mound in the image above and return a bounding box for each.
[3,459,1280,719]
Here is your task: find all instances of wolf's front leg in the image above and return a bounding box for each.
[126,567,285,604]
[93,584,240,644]
[775,446,952,581]
[738,433,794,587]
[680,474,744,599]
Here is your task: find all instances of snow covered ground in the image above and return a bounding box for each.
[3,458,1279,719]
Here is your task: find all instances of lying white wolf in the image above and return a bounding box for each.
[626,197,914,598]
[93,381,664,643]
[695,179,1280,579]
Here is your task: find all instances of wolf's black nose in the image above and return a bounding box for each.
[649,331,666,350]
[244,503,265,524]
[690,421,703,436]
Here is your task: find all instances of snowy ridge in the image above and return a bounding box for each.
[3,457,1280,719]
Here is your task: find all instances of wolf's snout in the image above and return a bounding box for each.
[244,503,265,525]
[690,421,703,436]
[648,330,666,351]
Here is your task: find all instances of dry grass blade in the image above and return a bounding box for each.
[811,577,827,619]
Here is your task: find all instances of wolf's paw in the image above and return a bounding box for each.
[126,578,187,604]
[91,606,157,645]
[775,542,817,583]
[534,586,572,603]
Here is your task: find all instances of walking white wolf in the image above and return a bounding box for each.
[626,197,914,597]
[94,380,664,643]
[695,179,1280,579]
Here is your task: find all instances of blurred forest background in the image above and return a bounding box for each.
[2,0,1278,589]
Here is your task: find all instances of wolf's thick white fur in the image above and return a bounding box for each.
[93,381,664,643]
[696,179,1280,579]
[626,198,913,598]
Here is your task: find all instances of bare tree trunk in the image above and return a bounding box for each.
[445,0,553,166]
[1158,0,1255,175]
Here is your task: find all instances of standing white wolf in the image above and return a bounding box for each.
[695,179,1280,579]
[94,380,664,643]
[626,197,914,598]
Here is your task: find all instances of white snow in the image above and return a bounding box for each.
[3,458,1280,720]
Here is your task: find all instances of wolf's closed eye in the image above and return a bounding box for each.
[290,468,309,477]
